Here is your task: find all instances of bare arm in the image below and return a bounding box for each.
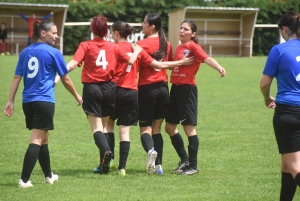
[4,75,22,117]
[203,57,226,77]
[260,74,275,108]
[60,74,83,106]
[127,44,142,65]
[54,60,79,84]
[149,56,195,69]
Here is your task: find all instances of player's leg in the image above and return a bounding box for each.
[280,155,297,201]
[4,39,10,55]
[117,125,130,176]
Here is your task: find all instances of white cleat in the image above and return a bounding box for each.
[147,149,157,175]
[18,179,33,188]
[45,172,58,184]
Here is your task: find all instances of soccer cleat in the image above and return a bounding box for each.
[93,166,101,173]
[1,52,4,56]
[178,167,199,175]
[117,169,126,176]
[147,149,157,174]
[18,179,33,188]
[5,52,10,55]
[155,165,163,175]
[100,150,113,174]
[93,159,115,173]
[45,172,58,184]
[173,161,190,173]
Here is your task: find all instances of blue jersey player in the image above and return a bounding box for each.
[4,20,82,188]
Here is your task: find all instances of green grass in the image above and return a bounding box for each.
[0,55,296,200]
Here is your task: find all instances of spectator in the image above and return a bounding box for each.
[0,22,10,55]
[17,10,53,46]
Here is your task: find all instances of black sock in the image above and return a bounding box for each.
[294,172,300,187]
[108,132,115,159]
[170,133,188,162]
[38,144,52,178]
[188,135,199,169]
[118,141,130,170]
[141,133,153,153]
[94,131,110,162]
[152,133,163,165]
[280,172,296,201]
[21,143,40,183]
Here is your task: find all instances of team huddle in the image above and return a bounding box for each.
[3,13,226,188]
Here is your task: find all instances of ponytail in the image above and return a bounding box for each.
[32,20,41,43]
[151,28,168,61]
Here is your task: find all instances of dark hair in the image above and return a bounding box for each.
[1,22,6,26]
[278,11,300,38]
[181,20,199,44]
[32,20,55,43]
[91,15,108,37]
[112,21,134,39]
[145,13,168,61]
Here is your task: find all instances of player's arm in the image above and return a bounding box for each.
[42,12,53,20]
[149,56,194,69]
[60,74,83,106]
[4,75,22,117]
[54,60,79,84]
[260,74,275,108]
[127,44,142,65]
[203,57,226,77]
[17,11,28,20]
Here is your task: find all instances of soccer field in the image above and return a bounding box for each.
[0,56,297,200]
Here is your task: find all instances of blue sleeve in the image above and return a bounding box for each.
[53,51,68,77]
[42,13,52,20]
[15,52,25,77]
[263,46,279,78]
[18,13,28,21]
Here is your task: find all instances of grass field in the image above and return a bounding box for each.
[0,55,296,201]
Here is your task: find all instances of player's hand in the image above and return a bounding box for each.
[50,11,54,15]
[181,56,195,66]
[75,94,83,106]
[132,44,142,55]
[218,67,226,77]
[4,102,14,117]
[264,96,276,109]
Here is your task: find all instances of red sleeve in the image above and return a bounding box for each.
[140,49,154,66]
[193,44,208,63]
[73,42,86,64]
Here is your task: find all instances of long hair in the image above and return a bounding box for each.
[111,21,134,39]
[32,20,55,43]
[145,13,168,61]
[278,11,300,38]
[181,20,199,44]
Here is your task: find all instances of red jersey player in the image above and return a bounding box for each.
[65,15,142,175]
[136,13,173,175]
[103,21,194,176]
[165,20,226,175]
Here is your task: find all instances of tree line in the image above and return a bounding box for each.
[4,0,300,55]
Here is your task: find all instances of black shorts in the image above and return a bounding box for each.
[82,81,116,118]
[22,101,55,130]
[273,103,300,154]
[110,87,138,126]
[165,84,197,125]
[138,81,169,127]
